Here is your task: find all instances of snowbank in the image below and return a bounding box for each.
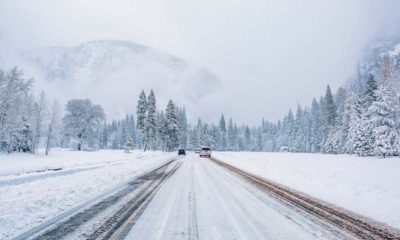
[213,152,400,229]
[0,149,155,176]
[0,149,175,239]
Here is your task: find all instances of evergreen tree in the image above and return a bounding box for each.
[320,86,337,148]
[341,88,354,152]
[277,110,294,150]
[354,115,373,156]
[363,73,378,108]
[368,84,399,157]
[210,125,220,149]
[256,127,263,151]
[244,126,251,151]
[146,90,157,150]
[202,123,212,147]
[196,119,205,146]
[310,98,321,152]
[136,90,147,149]
[379,55,400,131]
[233,123,239,151]
[323,126,341,154]
[157,111,169,151]
[178,107,188,148]
[344,88,367,154]
[188,126,200,150]
[219,114,227,150]
[227,118,235,150]
[293,104,305,152]
[323,85,337,127]
[302,108,312,152]
[165,100,180,151]
[335,87,347,116]
[130,115,137,147]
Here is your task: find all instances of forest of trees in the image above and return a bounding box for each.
[1,53,400,157]
[0,67,61,154]
[256,55,400,157]
[100,90,188,152]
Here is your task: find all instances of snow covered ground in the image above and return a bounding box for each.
[0,149,175,239]
[2,150,398,239]
[213,152,400,229]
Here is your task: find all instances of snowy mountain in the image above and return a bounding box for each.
[23,40,221,119]
[357,37,400,85]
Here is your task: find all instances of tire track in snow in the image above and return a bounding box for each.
[153,179,180,240]
[199,159,266,240]
[196,158,247,239]
[187,155,199,240]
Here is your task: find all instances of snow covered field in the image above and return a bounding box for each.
[0,149,175,239]
[213,152,400,229]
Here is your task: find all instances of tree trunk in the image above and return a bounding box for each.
[77,133,83,151]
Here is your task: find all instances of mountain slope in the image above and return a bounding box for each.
[358,37,400,84]
[24,40,221,119]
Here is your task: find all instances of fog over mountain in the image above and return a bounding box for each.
[22,40,221,121]
[359,38,400,77]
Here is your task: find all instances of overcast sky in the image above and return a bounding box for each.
[1,0,400,124]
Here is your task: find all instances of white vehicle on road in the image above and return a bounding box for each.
[199,146,211,158]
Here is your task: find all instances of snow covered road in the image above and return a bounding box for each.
[126,153,350,239]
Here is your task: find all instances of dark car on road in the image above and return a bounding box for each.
[178,149,186,155]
